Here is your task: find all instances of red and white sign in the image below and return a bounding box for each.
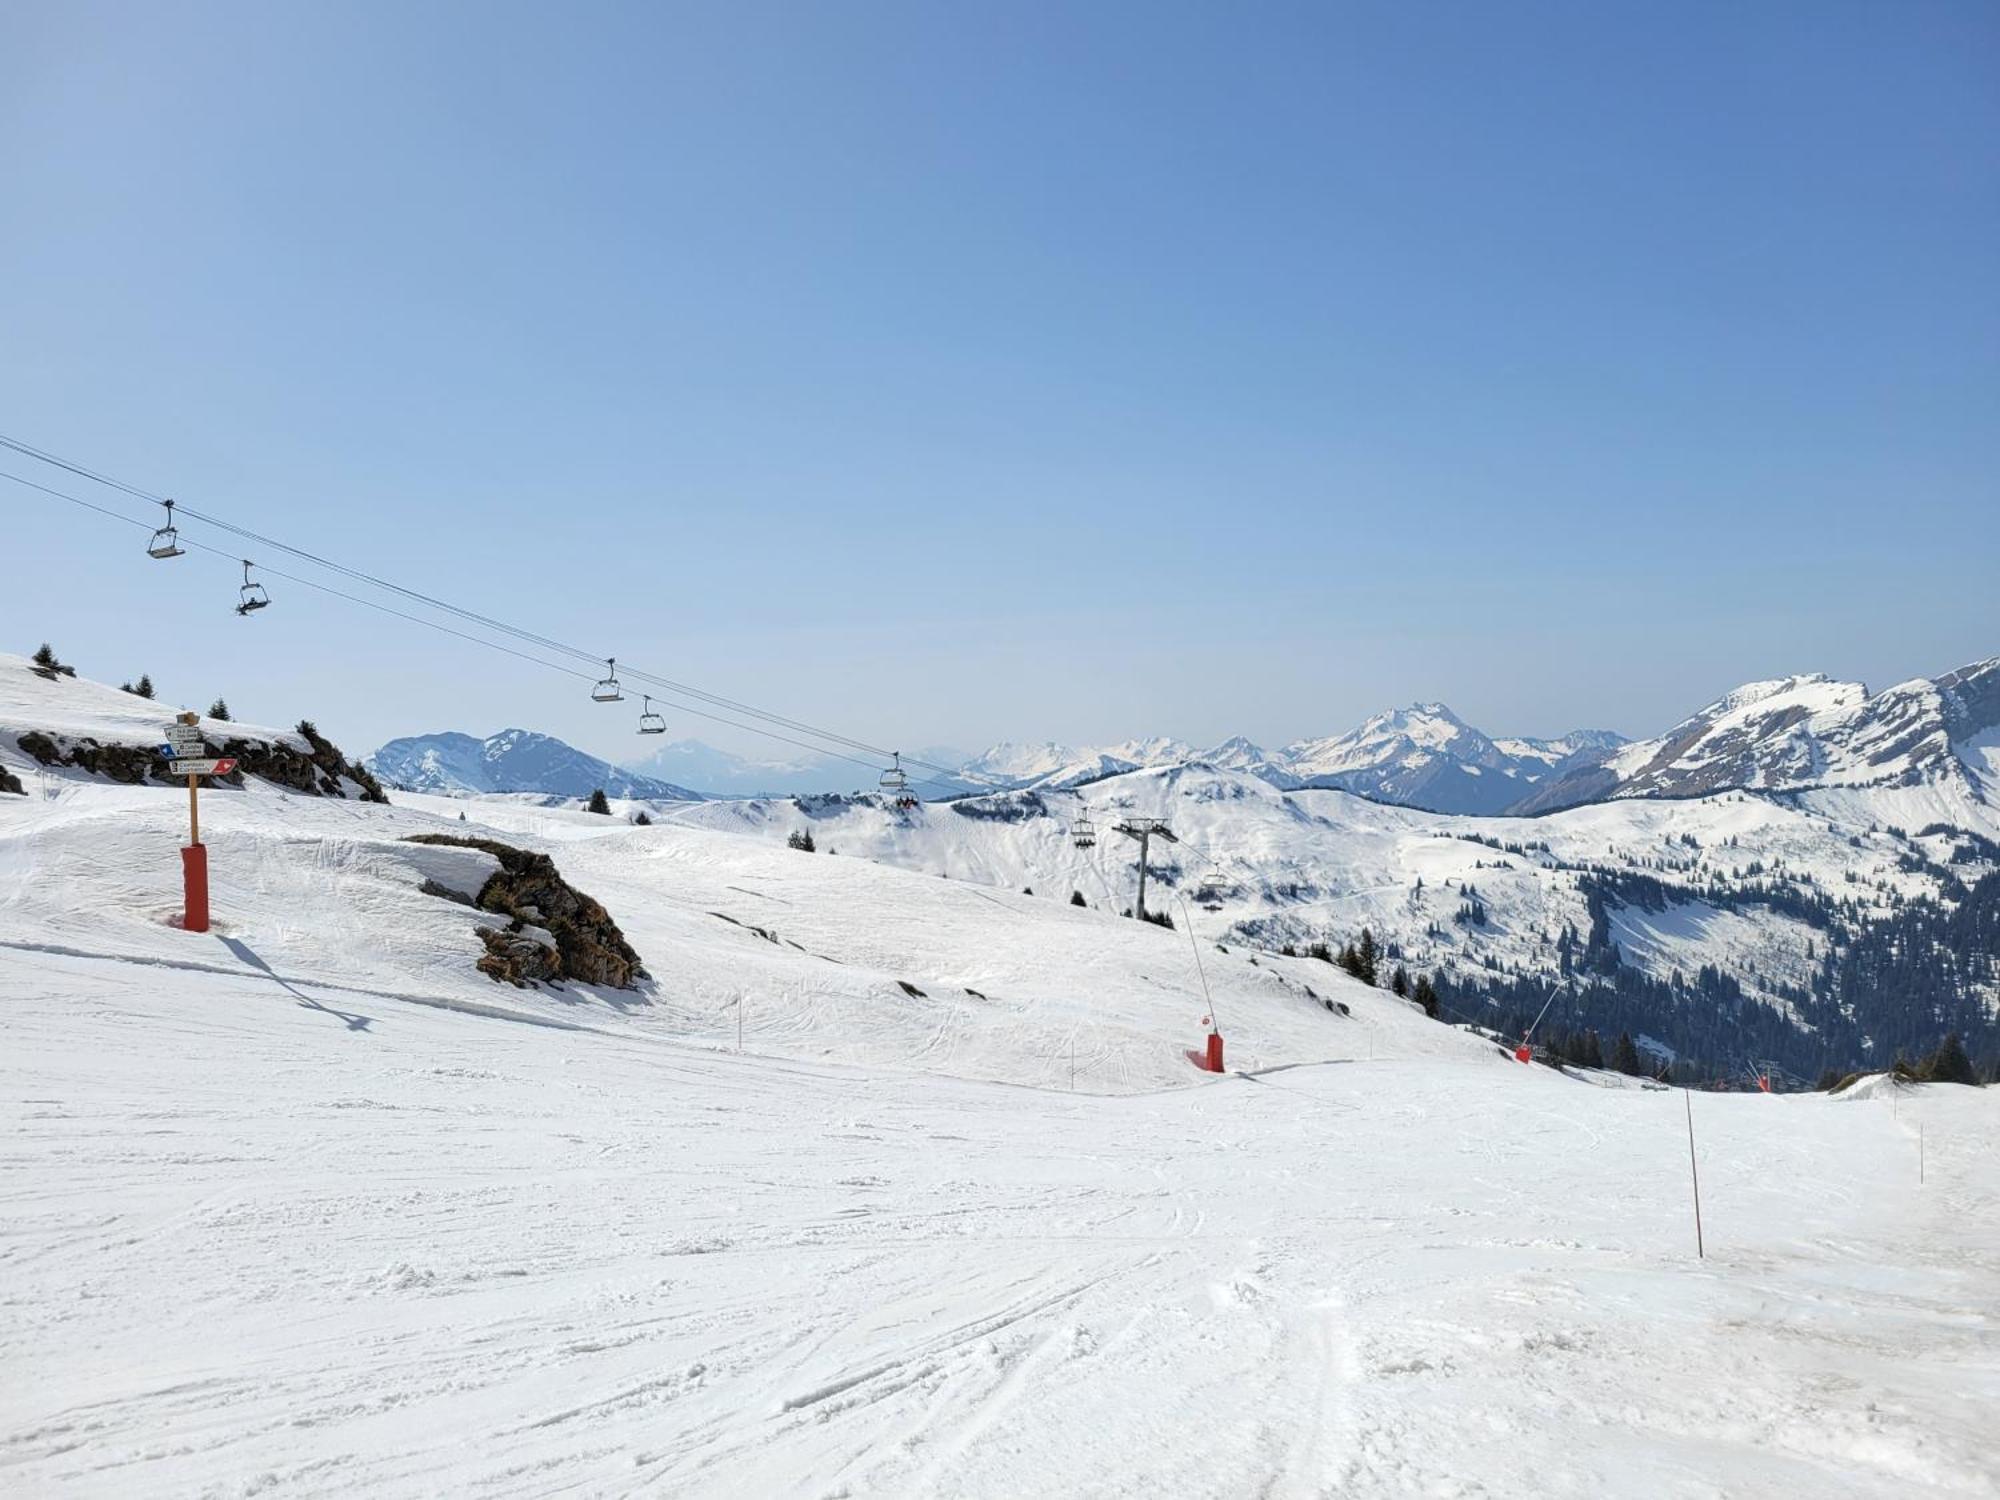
[170,757,237,777]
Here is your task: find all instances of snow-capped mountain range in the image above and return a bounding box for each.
[367,729,701,802]
[643,656,2000,1076]
[1515,661,2000,812]
[361,658,2000,818]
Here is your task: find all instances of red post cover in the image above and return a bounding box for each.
[181,844,209,933]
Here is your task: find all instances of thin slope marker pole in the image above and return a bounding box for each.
[1919,1119,1924,1187]
[1176,893,1223,1072]
[1684,1088,1705,1260]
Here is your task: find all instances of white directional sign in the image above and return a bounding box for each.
[166,725,205,753]
[169,757,237,777]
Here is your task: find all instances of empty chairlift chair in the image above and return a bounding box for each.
[147,499,185,559]
[637,695,667,734]
[592,658,623,703]
[234,560,270,615]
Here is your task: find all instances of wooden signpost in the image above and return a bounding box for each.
[163,713,235,933]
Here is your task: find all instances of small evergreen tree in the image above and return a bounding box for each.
[1612,1032,1643,1076]
[1071,890,1086,907]
[1412,973,1439,1018]
[585,788,611,815]
[134,673,154,699]
[787,828,816,852]
[208,699,231,721]
[1390,965,1409,998]
[1921,1032,1977,1086]
[1357,928,1379,986]
[30,643,74,679]
[632,810,653,826]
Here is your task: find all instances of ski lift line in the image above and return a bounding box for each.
[16,474,906,776]
[159,496,931,763]
[4,437,1020,790]
[3,469,608,680]
[23,471,893,769]
[172,505,606,667]
[161,503,967,769]
[24,472,886,770]
[1,467,158,530]
[0,434,170,505]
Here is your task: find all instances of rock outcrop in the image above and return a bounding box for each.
[14,721,386,801]
[403,834,645,991]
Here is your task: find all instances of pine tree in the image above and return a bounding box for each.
[1612,1032,1642,1076]
[208,699,231,721]
[1390,966,1409,998]
[1071,890,1086,907]
[1581,1030,1605,1069]
[787,828,816,852]
[1357,928,1379,987]
[1921,1032,1977,1086]
[632,811,653,826]
[32,643,57,670]
[135,674,154,699]
[1412,974,1439,1018]
[585,788,611,815]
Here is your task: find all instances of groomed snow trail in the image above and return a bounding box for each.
[4,948,1995,1499]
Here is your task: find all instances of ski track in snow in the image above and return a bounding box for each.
[5,949,1997,1498]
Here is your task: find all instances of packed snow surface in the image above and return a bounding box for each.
[3,694,1998,1496]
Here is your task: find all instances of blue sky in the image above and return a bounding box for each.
[3,1,1995,766]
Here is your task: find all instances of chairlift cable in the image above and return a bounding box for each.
[9,468,920,781]
[1,439,1018,785]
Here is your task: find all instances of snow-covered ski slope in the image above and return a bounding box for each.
[648,761,2000,1018]
[3,666,1998,1496]
[6,941,1997,1496]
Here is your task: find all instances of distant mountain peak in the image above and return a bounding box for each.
[368,729,699,801]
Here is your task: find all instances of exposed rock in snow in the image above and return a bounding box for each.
[405,833,646,990]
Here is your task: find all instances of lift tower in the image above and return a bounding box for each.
[1113,817,1177,922]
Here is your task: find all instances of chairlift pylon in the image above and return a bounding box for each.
[637,695,667,734]
[234,559,269,615]
[147,499,185,559]
[592,658,623,703]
